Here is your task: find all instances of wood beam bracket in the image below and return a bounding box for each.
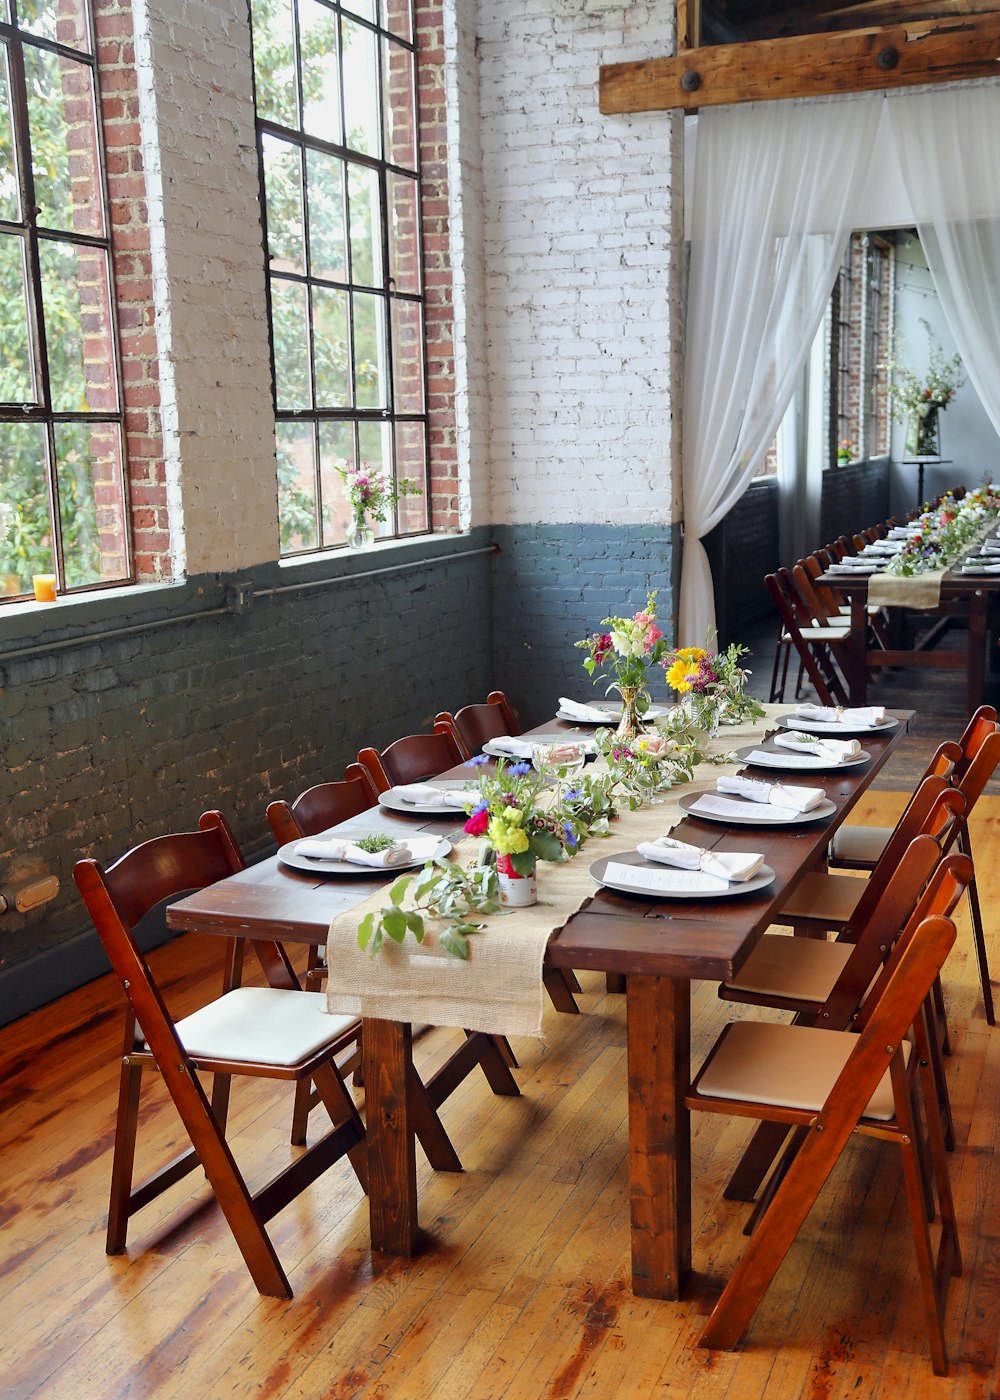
[600,14,1000,114]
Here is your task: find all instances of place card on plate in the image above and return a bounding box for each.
[601,861,731,894]
[689,794,795,822]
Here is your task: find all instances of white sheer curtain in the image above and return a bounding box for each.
[887,84,1000,441]
[679,95,882,645]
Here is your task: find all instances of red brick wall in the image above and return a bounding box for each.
[95,0,169,581]
[414,0,458,532]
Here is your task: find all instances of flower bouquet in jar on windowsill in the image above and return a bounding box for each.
[574,590,669,740]
[335,461,422,548]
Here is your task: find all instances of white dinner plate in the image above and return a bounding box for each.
[378,780,474,816]
[555,701,670,725]
[778,714,899,737]
[733,742,871,772]
[677,791,838,826]
[590,851,775,899]
[278,834,450,876]
[482,733,597,759]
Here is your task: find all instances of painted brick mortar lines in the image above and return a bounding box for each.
[477,1,678,527]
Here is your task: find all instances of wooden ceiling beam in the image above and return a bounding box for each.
[600,13,1000,113]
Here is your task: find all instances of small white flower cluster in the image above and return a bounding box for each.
[0,502,15,542]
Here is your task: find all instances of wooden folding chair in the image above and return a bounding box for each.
[73,811,367,1299]
[689,913,961,1375]
[357,729,465,794]
[266,768,379,1139]
[826,707,999,1025]
[435,690,521,760]
[721,843,971,1203]
[764,569,849,707]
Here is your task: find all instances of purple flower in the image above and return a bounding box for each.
[508,762,531,777]
[563,823,578,847]
[464,754,490,767]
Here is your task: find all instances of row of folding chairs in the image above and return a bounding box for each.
[766,516,908,706]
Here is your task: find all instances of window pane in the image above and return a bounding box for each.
[300,0,342,146]
[276,420,317,551]
[0,233,36,403]
[54,421,127,587]
[39,239,117,413]
[312,284,350,406]
[382,38,415,170]
[319,418,356,547]
[343,0,377,24]
[262,134,304,275]
[271,277,311,408]
[390,296,423,413]
[16,0,90,52]
[306,148,346,282]
[0,420,51,592]
[347,161,381,287]
[383,0,412,44]
[342,18,380,158]
[387,171,419,294]
[0,44,20,221]
[250,0,298,129]
[394,420,427,533]
[353,291,384,408]
[24,46,102,235]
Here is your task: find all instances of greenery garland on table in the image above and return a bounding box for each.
[885,484,1000,578]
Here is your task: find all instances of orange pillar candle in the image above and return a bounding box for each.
[32,573,57,602]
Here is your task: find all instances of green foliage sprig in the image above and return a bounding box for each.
[358,858,502,961]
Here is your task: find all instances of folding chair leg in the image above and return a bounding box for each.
[723,1120,792,1203]
[107,1054,144,1254]
[894,1078,952,1375]
[958,827,995,1025]
[289,1078,313,1147]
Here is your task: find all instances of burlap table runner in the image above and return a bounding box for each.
[326,708,786,1037]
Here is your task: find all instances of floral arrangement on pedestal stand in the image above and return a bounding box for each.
[575,591,669,738]
[335,461,422,548]
[885,320,965,458]
[662,636,765,736]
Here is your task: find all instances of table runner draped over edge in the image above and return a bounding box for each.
[326,708,782,1038]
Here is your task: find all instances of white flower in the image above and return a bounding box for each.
[0,502,15,542]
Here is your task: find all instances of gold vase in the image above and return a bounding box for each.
[615,685,645,741]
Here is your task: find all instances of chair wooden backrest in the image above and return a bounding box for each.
[435,691,521,759]
[266,769,376,845]
[843,779,964,939]
[357,728,465,794]
[953,708,1000,786]
[764,569,847,707]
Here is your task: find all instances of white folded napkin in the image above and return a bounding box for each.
[773,730,862,762]
[637,837,764,883]
[794,703,887,727]
[964,562,1000,574]
[981,541,1000,554]
[296,838,412,867]
[863,541,901,555]
[558,697,611,722]
[391,783,471,810]
[717,775,826,813]
[488,735,535,758]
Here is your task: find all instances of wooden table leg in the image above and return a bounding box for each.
[626,974,691,1300]
[364,1016,418,1255]
[847,593,868,705]
[968,588,987,713]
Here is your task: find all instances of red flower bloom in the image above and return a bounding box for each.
[464,808,489,837]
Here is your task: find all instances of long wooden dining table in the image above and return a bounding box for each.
[166,705,911,1301]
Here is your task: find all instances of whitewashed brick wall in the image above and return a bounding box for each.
[475,1,681,527]
[132,0,278,574]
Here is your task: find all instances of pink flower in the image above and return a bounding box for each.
[644,623,663,648]
[464,808,489,837]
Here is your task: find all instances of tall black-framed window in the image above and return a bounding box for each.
[249,0,430,553]
[0,0,130,602]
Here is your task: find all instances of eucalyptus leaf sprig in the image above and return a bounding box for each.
[357,858,502,961]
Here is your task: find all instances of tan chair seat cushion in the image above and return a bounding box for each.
[725,935,853,1002]
[779,870,864,926]
[696,1021,909,1122]
[829,824,892,865]
[175,988,358,1066]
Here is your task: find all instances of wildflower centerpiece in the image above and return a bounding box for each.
[885,484,1000,578]
[461,754,590,907]
[336,460,422,548]
[663,635,765,735]
[886,321,965,459]
[575,591,669,740]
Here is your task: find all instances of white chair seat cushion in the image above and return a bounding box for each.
[779,871,864,926]
[696,1021,909,1122]
[724,935,852,1002]
[175,988,358,1066]
[805,626,851,640]
[829,824,892,865]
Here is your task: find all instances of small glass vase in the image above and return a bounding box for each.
[615,684,647,741]
[346,510,374,549]
[496,854,538,908]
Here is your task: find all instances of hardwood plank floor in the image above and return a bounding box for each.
[3,794,1000,1399]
